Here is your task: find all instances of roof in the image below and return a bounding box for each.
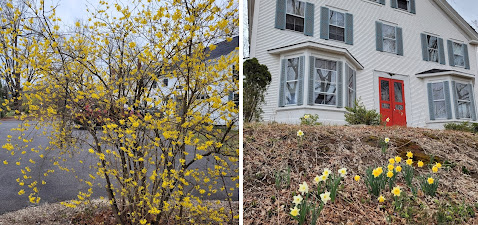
[416,69,452,75]
[207,36,239,59]
[416,68,475,79]
[433,0,478,44]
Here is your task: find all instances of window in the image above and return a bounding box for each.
[382,24,397,53]
[163,78,169,86]
[452,42,465,67]
[346,66,356,108]
[397,0,409,11]
[431,82,447,119]
[313,58,337,105]
[455,82,472,118]
[329,10,345,42]
[152,81,158,88]
[285,57,300,105]
[427,35,439,63]
[286,0,305,32]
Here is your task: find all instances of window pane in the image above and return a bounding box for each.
[315,59,326,69]
[454,55,465,67]
[315,93,336,105]
[286,81,297,104]
[431,82,444,100]
[287,58,299,81]
[329,26,345,42]
[336,12,345,27]
[286,15,295,30]
[394,82,403,103]
[397,0,408,10]
[314,83,336,94]
[456,83,470,101]
[453,42,463,55]
[396,105,404,110]
[287,0,304,16]
[328,61,337,70]
[429,49,438,62]
[434,101,447,118]
[458,101,471,118]
[427,36,438,49]
[316,69,336,83]
[382,24,396,39]
[383,39,396,53]
[295,17,304,32]
[382,103,390,109]
[381,80,390,101]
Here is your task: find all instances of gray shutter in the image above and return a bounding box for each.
[410,0,416,14]
[448,40,455,67]
[396,27,403,56]
[297,56,305,105]
[379,0,385,5]
[353,70,357,107]
[444,81,452,119]
[451,81,459,119]
[391,0,398,8]
[336,61,343,108]
[438,38,446,65]
[427,83,435,120]
[468,84,476,120]
[345,64,350,107]
[308,56,315,105]
[228,91,233,101]
[304,3,314,36]
[275,0,286,30]
[376,21,383,51]
[463,44,470,69]
[320,7,330,40]
[421,34,429,61]
[279,59,287,107]
[345,13,353,45]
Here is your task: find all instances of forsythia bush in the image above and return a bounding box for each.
[1,0,238,224]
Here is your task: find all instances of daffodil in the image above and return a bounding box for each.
[354,175,360,182]
[435,162,442,168]
[427,177,434,184]
[387,164,394,171]
[304,114,310,119]
[290,206,300,217]
[378,195,385,203]
[320,174,328,182]
[406,151,413,158]
[406,159,413,166]
[387,170,394,178]
[293,195,303,205]
[320,191,331,204]
[338,168,347,177]
[395,156,402,163]
[323,168,331,177]
[372,167,383,178]
[432,166,438,173]
[395,165,402,172]
[297,130,304,137]
[298,182,309,195]
[384,137,390,143]
[392,186,401,197]
[389,158,395,164]
[313,175,321,184]
[417,160,424,167]
[386,117,390,122]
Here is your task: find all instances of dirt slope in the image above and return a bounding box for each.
[244,123,478,224]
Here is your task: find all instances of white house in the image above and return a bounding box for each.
[248,0,478,128]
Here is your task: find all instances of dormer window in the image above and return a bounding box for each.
[286,0,305,32]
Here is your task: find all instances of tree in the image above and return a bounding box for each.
[243,58,271,122]
[2,0,238,224]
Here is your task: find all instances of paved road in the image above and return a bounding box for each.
[0,120,238,215]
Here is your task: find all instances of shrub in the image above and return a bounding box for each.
[345,99,381,125]
[444,121,478,133]
[243,58,271,123]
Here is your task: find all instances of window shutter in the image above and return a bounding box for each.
[376,21,383,52]
[353,70,357,107]
[427,83,435,121]
[345,64,350,107]
[391,0,398,8]
[438,38,446,65]
[308,56,315,105]
[410,0,416,14]
[379,0,385,5]
[463,44,470,69]
[304,3,315,36]
[420,34,428,61]
[275,0,286,30]
[228,91,233,101]
[444,81,452,119]
[468,84,476,120]
[336,61,343,108]
[396,27,403,56]
[447,40,455,67]
[345,13,353,45]
[320,7,330,40]
[451,81,459,119]
[279,59,287,107]
[297,56,305,105]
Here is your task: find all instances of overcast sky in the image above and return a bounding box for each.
[446,0,478,26]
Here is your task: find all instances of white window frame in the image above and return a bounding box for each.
[329,10,345,42]
[452,42,465,68]
[430,82,446,119]
[382,24,397,54]
[427,35,439,63]
[285,57,300,105]
[455,81,472,119]
[285,0,305,33]
[313,58,337,106]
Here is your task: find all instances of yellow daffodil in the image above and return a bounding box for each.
[406,159,413,166]
[354,175,360,182]
[304,114,310,119]
[297,130,304,137]
[395,165,402,172]
[313,175,321,184]
[392,186,401,197]
[427,177,434,184]
[338,168,347,177]
[378,195,385,203]
[387,164,394,171]
[389,158,395,164]
[386,117,390,122]
[435,162,442,168]
[387,170,394,178]
[395,156,402,163]
[298,182,309,195]
[417,160,424,167]
[372,167,383,178]
[323,168,331,177]
[384,137,390,143]
[293,195,303,205]
[320,174,328,182]
[406,151,413,158]
[320,191,331,204]
[290,206,300,217]
[432,166,438,173]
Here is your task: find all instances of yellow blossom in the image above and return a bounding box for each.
[387,170,394,178]
[395,156,402,163]
[387,164,394,171]
[406,159,413,166]
[435,162,442,168]
[304,114,310,119]
[392,186,401,197]
[418,160,424,167]
[406,151,413,158]
[290,206,300,217]
[389,158,395,164]
[432,166,438,173]
[427,177,434,184]
[384,137,390,143]
[395,166,402,172]
[297,130,304,137]
[378,195,385,203]
[354,175,360,182]
[372,167,383,178]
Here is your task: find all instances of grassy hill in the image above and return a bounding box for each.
[244,123,478,224]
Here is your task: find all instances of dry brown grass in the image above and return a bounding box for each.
[244,123,478,225]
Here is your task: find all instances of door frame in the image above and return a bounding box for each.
[373,71,410,126]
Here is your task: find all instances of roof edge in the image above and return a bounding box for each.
[433,0,478,43]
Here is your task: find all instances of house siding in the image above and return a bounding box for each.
[250,0,477,128]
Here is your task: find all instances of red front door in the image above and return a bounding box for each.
[379,77,407,126]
